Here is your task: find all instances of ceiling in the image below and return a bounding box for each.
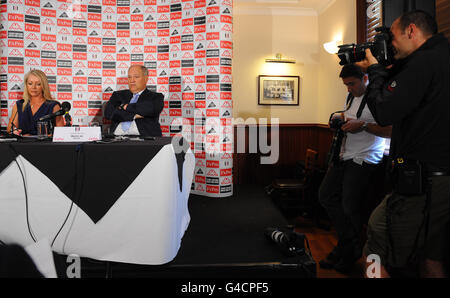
[234,0,336,15]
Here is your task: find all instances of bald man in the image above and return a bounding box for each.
[105,65,164,137]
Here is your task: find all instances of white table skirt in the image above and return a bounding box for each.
[0,144,195,265]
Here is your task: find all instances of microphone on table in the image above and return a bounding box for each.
[39,101,71,121]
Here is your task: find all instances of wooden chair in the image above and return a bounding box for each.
[266,149,326,226]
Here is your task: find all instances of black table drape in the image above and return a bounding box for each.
[0,137,188,223]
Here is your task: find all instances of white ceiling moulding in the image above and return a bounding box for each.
[317,0,337,15]
[234,6,317,16]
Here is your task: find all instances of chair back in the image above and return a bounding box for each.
[304,149,318,172]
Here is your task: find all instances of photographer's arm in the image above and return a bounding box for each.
[365,123,392,138]
[356,49,430,126]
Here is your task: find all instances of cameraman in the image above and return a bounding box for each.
[319,64,391,273]
[356,10,450,277]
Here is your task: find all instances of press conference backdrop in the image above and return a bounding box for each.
[0,0,233,197]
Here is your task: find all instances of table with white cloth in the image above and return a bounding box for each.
[0,137,195,265]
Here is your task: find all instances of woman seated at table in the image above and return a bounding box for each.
[7,69,64,136]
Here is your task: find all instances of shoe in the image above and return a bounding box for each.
[319,246,341,269]
[333,246,362,273]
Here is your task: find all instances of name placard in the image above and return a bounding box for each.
[53,127,101,142]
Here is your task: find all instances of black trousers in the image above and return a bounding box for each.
[319,159,377,253]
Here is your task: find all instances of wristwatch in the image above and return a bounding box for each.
[361,122,368,131]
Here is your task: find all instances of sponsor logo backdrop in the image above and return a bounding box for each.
[0,0,233,197]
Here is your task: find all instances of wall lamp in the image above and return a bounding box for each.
[323,40,342,54]
[265,53,296,64]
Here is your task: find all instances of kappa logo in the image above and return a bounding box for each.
[222,24,232,32]
[25,7,40,15]
[207,41,219,49]
[221,101,232,108]
[74,109,87,116]
[195,184,205,192]
[195,9,205,17]
[170,69,180,76]
[196,160,206,167]
[206,118,219,127]
[159,38,169,45]
[182,52,194,59]
[8,22,23,31]
[223,8,231,14]
[207,93,218,100]
[103,78,115,85]
[104,30,115,38]
[182,27,193,35]
[183,101,194,108]
[58,28,71,35]
[58,77,72,84]
[221,177,231,185]
[145,6,156,13]
[74,61,87,68]
[88,70,102,76]
[147,77,157,84]
[43,1,53,7]
[25,59,40,66]
[9,49,23,57]
[89,93,101,100]
[88,46,101,53]
[25,33,39,41]
[170,45,181,52]
[103,54,115,61]
[58,53,72,60]
[221,76,232,83]
[88,22,101,29]
[195,34,205,42]
[207,101,217,108]
[222,50,232,58]
[103,7,115,14]
[207,16,220,23]
[195,85,206,92]
[160,109,168,116]
[42,17,56,26]
[73,37,87,44]
[131,47,143,53]
[158,14,169,21]
[118,15,130,22]
[195,60,206,67]
[222,126,232,134]
[207,67,219,74]
[158,86,168,93]
[9,75,23,83]
[42,42,56,51]
[207,169,219,177]
[183,77,194,84]
[171,21,181,28]
[89,31,99,37]
[74,85,87,92]
[43,68,56,75]
[145,30,156,37]
[118,62,129,68]
[88,0,101,4]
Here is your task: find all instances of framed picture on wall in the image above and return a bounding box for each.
[258,75,300,106]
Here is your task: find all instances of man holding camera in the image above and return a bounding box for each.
[356,10,450,277]
[318,64,391,273]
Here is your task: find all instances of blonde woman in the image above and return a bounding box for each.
[7,69,64,136]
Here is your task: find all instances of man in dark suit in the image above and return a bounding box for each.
[105,65,164,136]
